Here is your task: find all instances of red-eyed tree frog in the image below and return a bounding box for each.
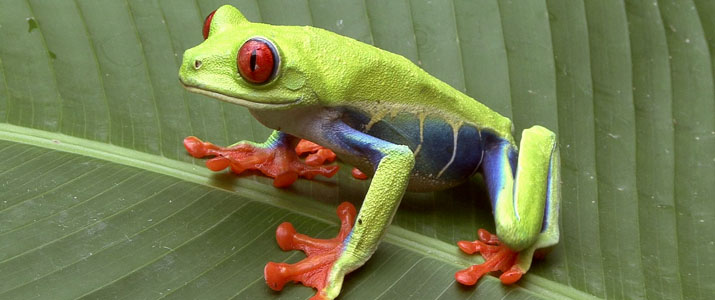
[179,5,561,300]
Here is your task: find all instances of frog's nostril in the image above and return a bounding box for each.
[194,60,203,70]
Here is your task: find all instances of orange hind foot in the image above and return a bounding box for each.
[455,229,524,285]
[264,202,357,300]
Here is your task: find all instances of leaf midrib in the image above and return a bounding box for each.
[0,122,600,300]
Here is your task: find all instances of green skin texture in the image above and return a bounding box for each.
[179,5,560,299]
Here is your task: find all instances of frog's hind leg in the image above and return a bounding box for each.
[184,130,338,187]
[456,126,560,286]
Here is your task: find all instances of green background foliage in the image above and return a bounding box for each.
[0,0,713,299]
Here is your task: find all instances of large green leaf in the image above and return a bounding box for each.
[0,0,713,299]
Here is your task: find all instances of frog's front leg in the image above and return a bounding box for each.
[183,131,338,187]
[456,126,560,285]
[264,121,415,300]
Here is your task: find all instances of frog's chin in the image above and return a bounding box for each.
[181,83,301,110]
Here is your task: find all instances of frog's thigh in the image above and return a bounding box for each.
[481,126,560,252]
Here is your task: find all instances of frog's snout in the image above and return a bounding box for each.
[180,48,197,71]
[179,48,204,84]
[179,46,225,80]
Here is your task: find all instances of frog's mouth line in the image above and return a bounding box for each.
[180,83,301,109]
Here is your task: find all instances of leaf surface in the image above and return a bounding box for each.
[0,0,713,299]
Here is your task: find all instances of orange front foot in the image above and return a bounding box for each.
[264,202,357,300]
[184,136,339,188]
[295,139,337,166]
[455,229,525,285]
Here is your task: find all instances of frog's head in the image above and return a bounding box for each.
[179,5,315,110]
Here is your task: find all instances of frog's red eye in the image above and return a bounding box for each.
[202,10,216,40]
[237,38,278,84]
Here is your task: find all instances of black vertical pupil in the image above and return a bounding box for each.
[250,49,257,71]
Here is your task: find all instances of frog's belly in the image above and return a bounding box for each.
[342,109,484,191]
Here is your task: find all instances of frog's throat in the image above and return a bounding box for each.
[181,84,301,109]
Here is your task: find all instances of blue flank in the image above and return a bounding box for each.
[418,116,455,174]
[449,124,483,180]
[340,109,483,185]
